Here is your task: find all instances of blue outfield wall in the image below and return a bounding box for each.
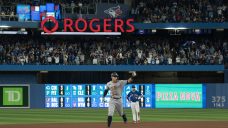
[0,65,224,71]
[30,84,45,108]
[27,83,228,108]
[0,73,37,84]
[1,83,228,108]
[225,70,228,83]
[206,84,228,108]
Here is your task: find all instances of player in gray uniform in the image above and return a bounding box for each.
[102,71,137,128]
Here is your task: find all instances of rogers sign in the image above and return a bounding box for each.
[41,16,135,33]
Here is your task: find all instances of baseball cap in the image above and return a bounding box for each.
[111,72,119,77]
[132,85,136,88]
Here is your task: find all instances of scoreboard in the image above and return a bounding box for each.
[45,84,152,108]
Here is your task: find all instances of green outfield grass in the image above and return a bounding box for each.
[0,109,228,125]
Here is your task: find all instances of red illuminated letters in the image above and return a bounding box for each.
[41,17,135,33]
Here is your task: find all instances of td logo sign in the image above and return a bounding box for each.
[3,88,23,105]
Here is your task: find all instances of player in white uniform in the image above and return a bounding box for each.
[102,71,137,128]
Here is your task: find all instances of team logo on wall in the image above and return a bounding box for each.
[41,16,59,33]
[104,5,123,18]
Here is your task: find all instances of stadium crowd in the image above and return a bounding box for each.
[1,0,228,22]
[0,6,15,16]
[132,0,228,22]
[0,36,227,66]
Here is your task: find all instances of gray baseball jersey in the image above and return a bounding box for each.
[106,80,127,116]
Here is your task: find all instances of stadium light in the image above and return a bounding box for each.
[0,31,28,35]
[216,29,224,31]
[41,32,122,36]
[40,71,48,73]
[194,29,201,34]
[0,25,11,28]
[165,27,187,30]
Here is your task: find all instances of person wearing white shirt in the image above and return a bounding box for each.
[47,56,52,64]
[176,55,181,64]
[54,55,60,64]
[80,54,85,64]
[168,57,172,65]
[155,56,160,65]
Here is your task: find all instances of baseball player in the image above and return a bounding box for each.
[102,71,137,128]
[127,85,143,123]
